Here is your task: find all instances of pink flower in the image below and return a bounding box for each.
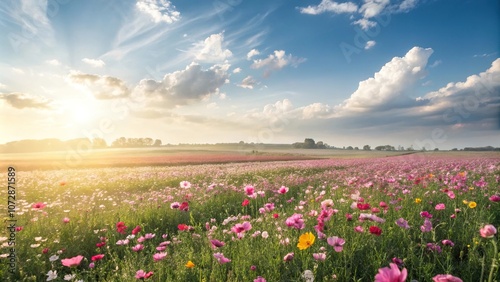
[432,274,463,282]
[285,213,305,230]
[179,202,189,211]
[180,181,191,189]
[144,233,155,240]
[61,255,84,267]
[153,252,167,262]
[489,195,500,202]
[327,236,345,252]
[242,199,250,206]
[395,218,410,229]
[135,269,154,279]
[231,221,252,234]
[435,203,446,210]
[313,253,326,261]
[132,244,144,252]
[441,239,455,246]
[210,239,225,249]
[32,202,46,209]
[244,185,256,198]
[277,186,289,194]
[354,226,364,233]
[421,218,433,232]
[254,276,267,282]
[447,191,456,199]
[479,224,497,238]
[62,217,70,223]
[374,263,407,282]
[170,202,180,209]
[283,252,294,262]
[213,252,231,264]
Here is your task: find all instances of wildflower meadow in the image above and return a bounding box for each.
[1,153,499,281]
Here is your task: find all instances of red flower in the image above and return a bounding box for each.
[42,248,49,254]
[96,242,106,248]
[15,226,23,232]
[91,254,105,261]
[273,213,279,218]
[132,225,142,235]
[179,202,189,211]
[178,224,189,231]
[116,221,127,234]
[369,226,382,236]
[357,203,371,210]
[242,199,250,206]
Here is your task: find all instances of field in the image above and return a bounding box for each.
[1,148,499,281]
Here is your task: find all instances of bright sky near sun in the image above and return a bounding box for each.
[0,0,499,149]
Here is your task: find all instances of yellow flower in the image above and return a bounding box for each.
[468,201,477,209]
[463,200,469,205]
[415,198,422,204]
[185,261,195,268]
[469,187,474,191]
[297,232,315,250]
[428,173,434,179]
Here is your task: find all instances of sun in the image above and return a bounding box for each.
[72,107,93,124]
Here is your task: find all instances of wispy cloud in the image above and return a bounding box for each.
[136,0,180,24]
[251,50,306,77]
[0,92,52,109]
[82,58,105,68]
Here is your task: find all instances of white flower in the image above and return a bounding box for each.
[302,269,314,282]
[64,274,76,281]
[46,270,57,281]
[30,244,40,248]
[35,237,43,241]
[180,181,192,189]
[261,231,269,239]
[49,255,59,262]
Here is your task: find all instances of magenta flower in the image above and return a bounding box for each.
[283,252,294,262]
[254,276,267,282]
[441,239,454,246]
[420,211,433,218]
[210,239,225,249]
[61,255,84,267]
[244,185,257,198]
[277,186,289,194]
[313,253,326,261]
[395,218,410,229]
[447,191,456,199]
[479,224,497,238]
[426,243,442,253]
[132,244,144,252]
[170,202,180,209]
[432,274,463,282]
[420,218,432,232]
[435,203,446,210]
[153,252,167,262]
[285,213,305,230]
[354,225,364,233]
[231,221,252,234]
[213,252,231,264]
[374,263,407,282]
[489,195,500,202]
[327,236,345,252]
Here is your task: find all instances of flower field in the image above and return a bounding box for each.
[1,153,499,281]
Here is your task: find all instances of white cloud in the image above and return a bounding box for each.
[193,33,232,62]
[342,46,433,112]
[0,92,51,109]
[68,72,130,99]
[233,67,242,73]
[298,0,358,15]
[399,0,418,12]
[237,76,257,89]
[247,49,260,60]
[364,40,376,50]
[135,62,230,108]
[302,103,333,119]
[45,59,61,66]
[206,102,218,109]
[251,50,306,77]
[353,18,377,30]
[262,99,294,117]
[82,58,105,68]
[429,60,442,68]
[359,0,390,18]
[136,0,180,24]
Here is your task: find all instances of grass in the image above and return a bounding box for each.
[0,154,499,281]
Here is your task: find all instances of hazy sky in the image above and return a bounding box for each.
[1,0,499,149]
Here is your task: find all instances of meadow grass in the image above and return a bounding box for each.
[1,155,499,281]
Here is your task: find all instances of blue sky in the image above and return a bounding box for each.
[0,0,499,149]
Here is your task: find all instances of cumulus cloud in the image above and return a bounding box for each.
[233,67,242,73]
[251,50,306,77]
[364,40,376,50]
[302,103,333,119]
[193,33,232,62]
[68,72,131,99]
[359,0,390,18]
[82,58,105,68]
[135,62,230,108]
[341,46,433,112]
[0,92,51,109]
[136,0,180,24]
[247,49,260,60]
[298,0,358,15]
[237,76,257,89]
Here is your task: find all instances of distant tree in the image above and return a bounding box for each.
[153,139,162,146]
[375,146,384,151]
[363,145,371,151]
[92,138,107,148]
[407,146,414,151]
[303,138,316,149]
[354,147,359,150]
[434,148,439,151]
[451,148,458,151]
[346,146,354,150]
[316,141,326,149]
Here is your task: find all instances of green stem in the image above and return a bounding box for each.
[487,239,498,282]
